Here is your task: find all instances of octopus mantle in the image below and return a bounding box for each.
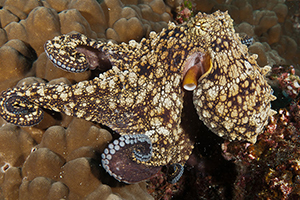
[0,11,276,183]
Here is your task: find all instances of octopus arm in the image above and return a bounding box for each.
[0,68,140,129]
[101,124,193,183]
[44,33,139,73]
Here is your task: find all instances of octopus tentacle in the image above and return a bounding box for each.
[44,34,92,72]
[44,34,112,72]
[131,134,153,162]
[44,33,140,73]
[0,92,43,126]
[167,163,184,184]
[101,134,160,183]
[0,78,133,129]
[240,35,254,47]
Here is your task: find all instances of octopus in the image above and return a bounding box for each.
[0,11,276,184]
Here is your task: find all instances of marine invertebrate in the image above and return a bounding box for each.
[0,11,276,184]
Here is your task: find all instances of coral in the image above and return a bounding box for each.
[221,107,300,199]
[147,170,181,200]
[267,23,281,45]
[276,65,300,99]
[273,3,288,23]
[254,10,278,36]
[248,41,285,66]
[0,39,36,91]
[102,0,172,43]
[0,108,152,199]
[0,124,35,168]
[235,22,255,37]
[0,167,22,200]
[19,177,69,200]
[277,36,298,60]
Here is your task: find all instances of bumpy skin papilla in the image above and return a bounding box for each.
[0,11,276,183]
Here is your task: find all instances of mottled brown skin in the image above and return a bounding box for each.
[0,11,276,182]
[1,19,194,170]
[42,30,194,168]
[188,12,276,143]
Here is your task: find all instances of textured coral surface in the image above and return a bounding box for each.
[0,0,299,199]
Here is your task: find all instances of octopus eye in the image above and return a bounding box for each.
[101,134,160,183]
[0,94,44,126]
[44,34,112,73]
[182,52,212,91]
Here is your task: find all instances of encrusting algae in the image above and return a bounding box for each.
[0,10,276,184]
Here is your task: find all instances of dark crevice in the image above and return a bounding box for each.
[172,91,237,199]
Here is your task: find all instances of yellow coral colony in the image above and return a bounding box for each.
[189,11,277,143]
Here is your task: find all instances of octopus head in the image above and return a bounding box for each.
[183,11,277,143]
[187,10,234,43]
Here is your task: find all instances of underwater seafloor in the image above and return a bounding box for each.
[0,0,300,199]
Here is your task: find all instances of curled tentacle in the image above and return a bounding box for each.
[132,134,153,162]
[0,93,43,126]
[44,34,112,73]
[101,134,160,183]
[166,163,184,184]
